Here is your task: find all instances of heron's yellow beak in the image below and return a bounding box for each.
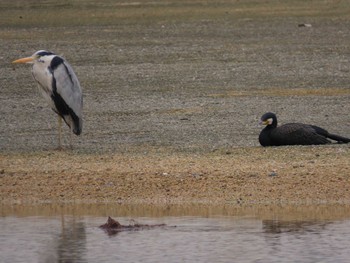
[12,56,35,64]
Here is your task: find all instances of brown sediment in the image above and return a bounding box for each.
[0,146,349,206]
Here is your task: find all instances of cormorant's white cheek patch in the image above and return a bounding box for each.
[267,118,273,125]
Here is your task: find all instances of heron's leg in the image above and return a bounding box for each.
[58,116,62,149]
[69,126,73,149]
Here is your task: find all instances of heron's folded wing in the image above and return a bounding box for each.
[53,61,83,118]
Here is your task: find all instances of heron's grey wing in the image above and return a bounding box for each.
[53,60,83,118]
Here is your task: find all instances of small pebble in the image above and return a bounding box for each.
[298,23,312,27]
[269,171,278,177]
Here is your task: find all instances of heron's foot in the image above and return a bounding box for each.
[55,145,64,151]
[54,145,74,151]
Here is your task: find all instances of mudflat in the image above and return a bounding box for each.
[0,0,349,205]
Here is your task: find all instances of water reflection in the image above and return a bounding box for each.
[15,216,88,263]
[260,219,350,263]
[1,205,350,263]
[262,219,329,234]
[54,217,86,263]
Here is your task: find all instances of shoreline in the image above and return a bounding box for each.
[1,145,349,206]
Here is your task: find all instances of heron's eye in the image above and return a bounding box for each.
[38,58,45,63]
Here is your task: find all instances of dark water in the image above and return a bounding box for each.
[1,205,350,263]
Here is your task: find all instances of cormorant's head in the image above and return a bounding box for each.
[12,50,56,64]
[260,112,277,127]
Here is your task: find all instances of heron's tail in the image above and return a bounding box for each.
[72,118,82,135]
[61,113,82,135]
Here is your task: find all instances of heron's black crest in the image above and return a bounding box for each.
[37,51,55,57]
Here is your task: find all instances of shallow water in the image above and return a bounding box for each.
[1,205,350,263]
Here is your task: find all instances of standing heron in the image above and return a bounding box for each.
[12,50,83,148]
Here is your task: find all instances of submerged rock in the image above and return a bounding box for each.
[100,216,123,229]
[99,216,168,236]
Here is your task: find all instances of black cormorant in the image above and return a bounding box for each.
[259,112,350,147]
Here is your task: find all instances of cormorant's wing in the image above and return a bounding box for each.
[310,125,350,143]
[272,123,330,145]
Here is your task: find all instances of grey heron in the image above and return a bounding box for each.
[12,50,83,149]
